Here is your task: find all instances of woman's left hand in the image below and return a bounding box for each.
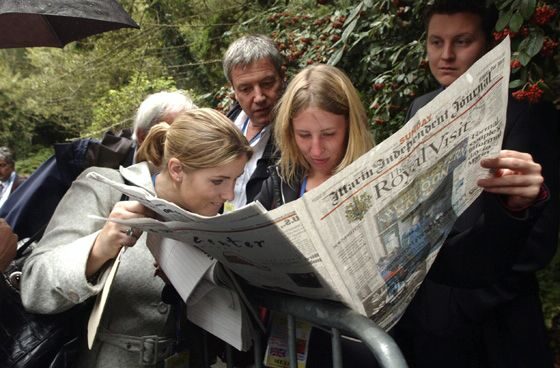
[477,149,544,211]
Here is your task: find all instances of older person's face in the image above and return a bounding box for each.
[0,159,14,181]
[231,58,283,129]
[427,12,488,87]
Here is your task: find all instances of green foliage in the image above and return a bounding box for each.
[16,146,53,176]
[0,90,36,158]
[89,73,177,136]
[235,0,560,141]
[333,0,433,142]
[322,0,559,139]
[224,0,432,141]
[207,4,362,118]
[0,26,168,149]
[175,2,240,88]
[492,0,560,106]
[1,0,557,158]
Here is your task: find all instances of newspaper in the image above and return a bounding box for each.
[145,234,258,351]
[88,37,511,349]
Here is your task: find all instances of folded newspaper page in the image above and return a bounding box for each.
[145,233,254,351]
[89,37,511,346]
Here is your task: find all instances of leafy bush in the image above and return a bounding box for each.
[89,72,177,136]
[218,1,437,141]
[330,0,559,139]
[492,0,559,106]
[15,146,53,176]
[221,0,558,142]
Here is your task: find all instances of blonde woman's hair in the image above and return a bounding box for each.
[274,64,374,185]
[136,108,253,171]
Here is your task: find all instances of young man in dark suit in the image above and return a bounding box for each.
[392,1,559,367]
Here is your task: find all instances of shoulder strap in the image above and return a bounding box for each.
[15,223,46,259]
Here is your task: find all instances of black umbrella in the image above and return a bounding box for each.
[0,0,139,48]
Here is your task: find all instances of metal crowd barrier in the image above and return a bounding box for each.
[193,286,408,368]
[249,289,408,368]
[219,287,409,368]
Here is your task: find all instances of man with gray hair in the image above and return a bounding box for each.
[0,147,25,210]
[222,34,284,210]
[0,91,196,238]
[133,90,197,146]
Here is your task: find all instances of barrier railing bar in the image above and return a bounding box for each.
[332,327,343,368]
[248,288,408,368]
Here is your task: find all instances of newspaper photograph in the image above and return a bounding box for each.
[89,37,511,344]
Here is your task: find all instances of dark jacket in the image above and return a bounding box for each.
[10,174,26,194]
[254,166,301,210]
[227,102,279,203]
[0,130,134,239]
[392,90,560,368]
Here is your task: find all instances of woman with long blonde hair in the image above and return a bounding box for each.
[257,63,374,208]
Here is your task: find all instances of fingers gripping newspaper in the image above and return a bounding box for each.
[88,37,511,349]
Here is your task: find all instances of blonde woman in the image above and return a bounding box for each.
[255,64,375,367]
[256,63,374,208]
[22,108,252,368]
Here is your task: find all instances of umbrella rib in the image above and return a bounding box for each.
[41,17,65,47]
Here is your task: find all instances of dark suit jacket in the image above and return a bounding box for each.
[10,174,26,194]
[392,90,560,368]
[0,130,134,239]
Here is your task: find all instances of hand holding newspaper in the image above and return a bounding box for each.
[88,37,511,349]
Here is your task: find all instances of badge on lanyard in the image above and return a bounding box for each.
[223,201,236,213]
[242,118,265,145]
[264,311,312,368]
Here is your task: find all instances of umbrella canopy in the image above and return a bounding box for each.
[0,0,139,48]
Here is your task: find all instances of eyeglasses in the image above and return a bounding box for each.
[0,162,10,168]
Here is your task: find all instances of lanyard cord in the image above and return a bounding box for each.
[299,176,307,198]
[241,118,265,144]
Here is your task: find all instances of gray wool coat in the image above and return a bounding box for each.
[21,162,175,368]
